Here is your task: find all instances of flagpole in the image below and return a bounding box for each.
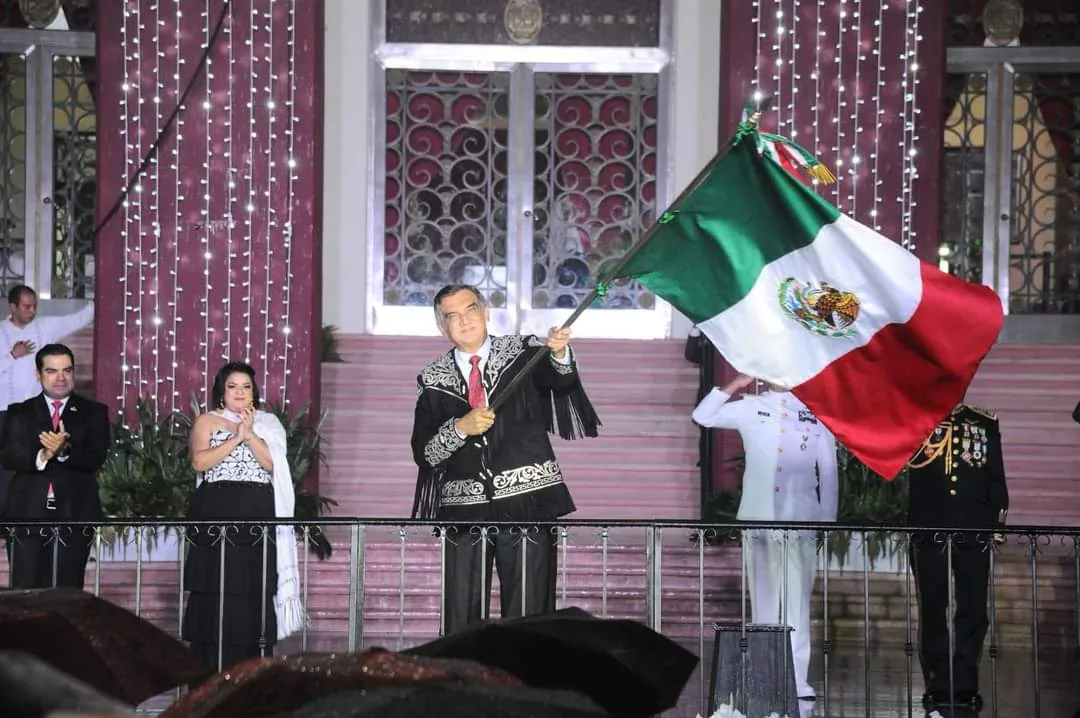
[487,95,775,413]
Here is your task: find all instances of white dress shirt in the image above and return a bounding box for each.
[454,336,494,405]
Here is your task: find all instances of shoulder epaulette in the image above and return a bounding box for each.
[966,405,997,421]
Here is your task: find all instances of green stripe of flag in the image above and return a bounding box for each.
[614,133,842,323]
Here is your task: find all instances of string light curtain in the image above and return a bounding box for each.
[94,0,323,418]
[721,0,948,263]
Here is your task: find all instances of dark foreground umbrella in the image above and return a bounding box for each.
[405,606,698,717]
[0,650,136,718]
[270,683,610,718]
[0,587,212,706]
[160,649,525,718]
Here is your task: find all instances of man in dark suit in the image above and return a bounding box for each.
[410,284,600,635]
[906,403,1009,712]
[1,343,110,589]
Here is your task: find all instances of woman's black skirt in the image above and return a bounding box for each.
[182,480,278,671]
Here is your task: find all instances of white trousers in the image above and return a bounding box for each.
[742,529,819,697]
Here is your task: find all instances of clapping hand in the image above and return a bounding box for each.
[236,406,256,443]
[39,420,70,460]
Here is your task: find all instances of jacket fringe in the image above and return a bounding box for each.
[411,467,441,520]
[547,383,601,440]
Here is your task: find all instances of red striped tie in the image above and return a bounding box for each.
[46,400,62,510]
[468,355,485,409]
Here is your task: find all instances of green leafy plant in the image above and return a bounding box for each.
[321,325,345,363]
[700,446,910,566]
[96,397,196,551]
[98,397,195,519]
[827,447,910,567]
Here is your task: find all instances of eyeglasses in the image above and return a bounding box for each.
[441,303,483,326]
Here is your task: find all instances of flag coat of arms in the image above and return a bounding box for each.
[612,128,1004,479]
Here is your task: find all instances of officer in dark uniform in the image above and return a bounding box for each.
[906,403,1008,712]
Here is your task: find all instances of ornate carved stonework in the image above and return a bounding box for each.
[385,0,661,47]
[17,0,61,28]
[982,0,1023,47]
[504,0,542,44]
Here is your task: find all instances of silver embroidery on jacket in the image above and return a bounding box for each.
[440,478,488,506]
[491,459,563,499]
[423,418,466,467]
[419,353,465,400]
[484,335,529,387]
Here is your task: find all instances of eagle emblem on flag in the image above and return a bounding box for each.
[778,277,861,338]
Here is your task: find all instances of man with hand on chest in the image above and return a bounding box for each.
[1,343,110,589]
[907,403,1008,712]
[692,372,839,701]
[410,284,601,635]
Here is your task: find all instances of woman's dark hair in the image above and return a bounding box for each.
[211,361,261,410]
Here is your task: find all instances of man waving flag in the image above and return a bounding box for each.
[611,126,1003,480]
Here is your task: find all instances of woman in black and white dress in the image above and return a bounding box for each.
[182,361,304,671]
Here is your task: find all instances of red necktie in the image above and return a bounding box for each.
[467,355,485,409]
[46,400,62,510]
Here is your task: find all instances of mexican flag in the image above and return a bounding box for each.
[613,128,1003,479]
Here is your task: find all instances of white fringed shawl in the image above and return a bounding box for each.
[216,409,306,639]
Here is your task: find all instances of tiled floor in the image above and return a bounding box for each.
[670,641,1080,718]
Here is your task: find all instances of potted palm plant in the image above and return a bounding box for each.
[96,398,194,562]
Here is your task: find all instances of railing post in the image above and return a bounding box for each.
[1027,532,1042,718]
[134,524,144,617]
[347,523,366,652]
[645,525,662,632]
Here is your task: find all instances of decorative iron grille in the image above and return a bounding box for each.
[1008,71,1080,313]
[531,72,657,310]
[385,0,661,47]
[941,73,990,285]
[0,52,27,294]
[51,53,96,299]
[383,70,512,308]
[383,69,660,313]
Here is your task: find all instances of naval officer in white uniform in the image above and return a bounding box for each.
[693,372,839,700]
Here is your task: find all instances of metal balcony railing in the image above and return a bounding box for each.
[2,518,1078,717]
